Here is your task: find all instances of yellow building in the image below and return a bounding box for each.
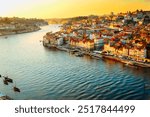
[70,38,94,51]
[103,44,116,54]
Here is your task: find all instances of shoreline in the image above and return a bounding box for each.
[0,28,41,37]
[103,55,150,68]
[43,44,150,68]
[0,92,12,100]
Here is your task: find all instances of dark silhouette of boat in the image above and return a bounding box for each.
[4,76,13,83]
[0,92,12,100]
[13,86,20,92]
[13,82,21,92]
[70,50,79,54]
[0,74,1,77]
[3,79,8,85]
[75,52,84,57]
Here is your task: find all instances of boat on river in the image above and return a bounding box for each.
[122,60,138,68]
[3,79,8,85]
[56,46,69,52]
[13,86,20,92]
[0,92,12,100]
[90,53,102,59]
[13,81,21,92]
[3,76,13,83]
[69,50,79,54]
[126,61,136,66]
[75,52,84,57]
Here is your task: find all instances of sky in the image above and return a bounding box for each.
[0,0,150,18]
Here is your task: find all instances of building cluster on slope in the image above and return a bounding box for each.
[43,10,150,62]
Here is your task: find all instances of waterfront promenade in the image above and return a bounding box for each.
[43,44,150,68]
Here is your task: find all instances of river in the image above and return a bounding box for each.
[0,25,150,100]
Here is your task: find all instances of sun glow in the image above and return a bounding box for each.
[0,0,150,18]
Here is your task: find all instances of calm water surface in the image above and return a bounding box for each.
[0,25,150,100]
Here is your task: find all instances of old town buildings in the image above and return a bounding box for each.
[43,10,150,62]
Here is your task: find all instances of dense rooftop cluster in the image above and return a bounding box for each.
[43,10,150,62]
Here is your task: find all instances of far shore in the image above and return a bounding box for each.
[0,28,41,37]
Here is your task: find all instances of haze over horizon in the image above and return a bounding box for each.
[0,0,150,19]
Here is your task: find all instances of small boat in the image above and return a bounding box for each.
[125,61,136,66]
[70,51,75,54]
[5,36,8,39]
[13,86,20,92]
[70,50,79,54]
[124,61,139,68]
[91,56,100,60]
[75,52,84,57]
[4,76,13,83]
[90,53,102,59]
[0,92,12,100]
[3,79,8,85]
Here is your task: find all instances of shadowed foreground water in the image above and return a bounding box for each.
[0,25,150,100]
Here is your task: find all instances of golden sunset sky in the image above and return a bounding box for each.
[0,0,150,18]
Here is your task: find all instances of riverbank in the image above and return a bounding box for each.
[0,27,41,36]
[103,55,150,68]
[0,17,48,36]
[43,43,150,68]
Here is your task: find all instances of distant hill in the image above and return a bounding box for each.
[45,15,98,24]
[0,17,48,36]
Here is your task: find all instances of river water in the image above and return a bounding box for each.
[0,25,150,100]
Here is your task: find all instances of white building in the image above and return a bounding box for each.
[57,38,64,46]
